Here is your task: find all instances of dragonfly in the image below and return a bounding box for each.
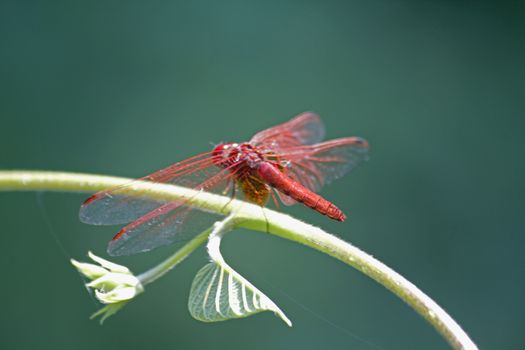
[80,112,369,256]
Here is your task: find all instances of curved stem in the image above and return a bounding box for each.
[0,170,477,350]
[137,227,212,285]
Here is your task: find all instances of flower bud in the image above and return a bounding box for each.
[71,251,144,323]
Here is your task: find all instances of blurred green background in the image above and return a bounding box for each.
[1,1,523,349]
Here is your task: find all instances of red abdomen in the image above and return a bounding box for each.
[256,162,346,221]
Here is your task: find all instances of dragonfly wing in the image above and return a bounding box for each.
[107,202,223,256]
[80,150,244,256]
[275,190,297,206]
[279,137,369,194]
[106,166,237,256]
[79,151,217,225]
[250,112,325,148]
[80,193,163,226]
[104,167,234,256]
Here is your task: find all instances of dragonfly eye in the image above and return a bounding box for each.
[213,143,236,168]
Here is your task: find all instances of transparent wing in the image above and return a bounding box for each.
[106,196,224,256]
[250,112,325,149]
[277,137,369,202]
[93,169,234,256]
[79,151,239,256]
[79,151,217,225]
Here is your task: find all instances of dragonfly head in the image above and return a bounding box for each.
[212,142,239,168]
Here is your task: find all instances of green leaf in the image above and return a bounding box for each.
[188,262,291,326]
[90,302,128,324]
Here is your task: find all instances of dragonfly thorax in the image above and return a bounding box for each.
[212,142,265,169]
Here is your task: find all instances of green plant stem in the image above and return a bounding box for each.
[0,170,477,350]
[137,227,211,285]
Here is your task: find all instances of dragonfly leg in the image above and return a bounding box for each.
[220,180,237,213]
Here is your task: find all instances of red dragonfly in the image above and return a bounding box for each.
[80,112,368,256]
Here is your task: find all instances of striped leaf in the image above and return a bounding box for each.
[188,261,291,326]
